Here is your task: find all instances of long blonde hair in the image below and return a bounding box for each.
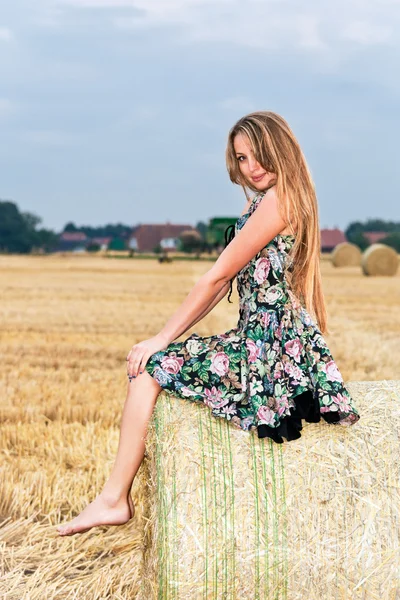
[225,110,330,335]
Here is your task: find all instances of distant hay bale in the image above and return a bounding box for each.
[362,243,399,276]
[180,229,202,241]
[331,242,362,267]
[139,381,400,599]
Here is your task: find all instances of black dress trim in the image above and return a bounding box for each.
[224,223,236,247]
[256,390,341,443]
[224,218,343,445]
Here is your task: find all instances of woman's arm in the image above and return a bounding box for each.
[158,188,286,346]
[158,274,229,345]
[180,279,231,335]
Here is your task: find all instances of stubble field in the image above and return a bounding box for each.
[0,253,399,599]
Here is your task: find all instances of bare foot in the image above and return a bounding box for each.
[57,492,135,536]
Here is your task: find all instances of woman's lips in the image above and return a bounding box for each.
[252,173,266,182]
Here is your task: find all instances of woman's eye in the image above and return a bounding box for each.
[237,156,245,162]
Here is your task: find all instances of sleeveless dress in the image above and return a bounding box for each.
[139,190,361,444]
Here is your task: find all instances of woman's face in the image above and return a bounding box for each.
[233,132,275,191]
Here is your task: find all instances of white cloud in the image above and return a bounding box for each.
[0,98,14,116]
[20,130,82,147]
[341,21,393,44]
[59,0,136,5]
[60,0,212,12]
[111,106,161,132]
[33,6,66,28]
[218,96,256,113]
[58,0,399,53]
[297,15,326,49]
[0,27,13,41]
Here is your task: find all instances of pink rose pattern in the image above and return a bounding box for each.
[161,355,184,374]
[254,257,271,284]
[144,191,360,443]
[246,338,259,363]
[210,352,230,376]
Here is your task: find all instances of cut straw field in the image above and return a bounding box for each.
[1,253,399,599]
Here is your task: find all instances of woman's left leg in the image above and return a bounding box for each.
[57,371,161,536]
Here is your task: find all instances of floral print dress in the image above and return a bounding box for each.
[141,191,361,444]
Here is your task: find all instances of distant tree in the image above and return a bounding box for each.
[64,223,133,238]
[34,228,59,252]
[361,219,399,233]
[87,242,101,253]
[20,209,59,252]
[63,222,78,232]
[345,219,400,251]
[380,232,400,253]
[195,221,208,240]
[347,230,370,251]
[22,211,42,230]
[0,200,59,254]
[0,200,37,253]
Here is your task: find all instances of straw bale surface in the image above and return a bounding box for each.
[362,244,399,276]
[140,380,400,600]
[331,242,362,267]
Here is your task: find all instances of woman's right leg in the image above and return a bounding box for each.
[57,371,162,536]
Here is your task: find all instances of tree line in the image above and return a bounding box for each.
[345,219,400,251]
[1,198,400,254]
[0,200,58,253]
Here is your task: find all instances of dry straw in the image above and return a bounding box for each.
[1,255,399,599]
[140,381,400,600]
[0,420,149,599]
[331,242,362,267]
[362,244,399,276]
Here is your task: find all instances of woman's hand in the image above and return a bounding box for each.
[126,333,170,380]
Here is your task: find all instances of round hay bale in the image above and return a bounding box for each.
[180,229,202,241]
[331,242,362,267]
[141,381,400,599]
[361,243,399,276]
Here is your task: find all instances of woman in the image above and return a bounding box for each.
[57,111,360,536]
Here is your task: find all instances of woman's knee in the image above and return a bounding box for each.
[127,370,162,395]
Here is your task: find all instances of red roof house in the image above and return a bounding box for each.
[59,231,88,242]
[363,231,388,244]
[320,228,347,252]
[129,223,198,252]
[57,231,88,252]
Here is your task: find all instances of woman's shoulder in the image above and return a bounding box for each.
[239,192,259,217]
[252,186,298,236]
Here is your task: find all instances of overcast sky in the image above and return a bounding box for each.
[1,0,399,232]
